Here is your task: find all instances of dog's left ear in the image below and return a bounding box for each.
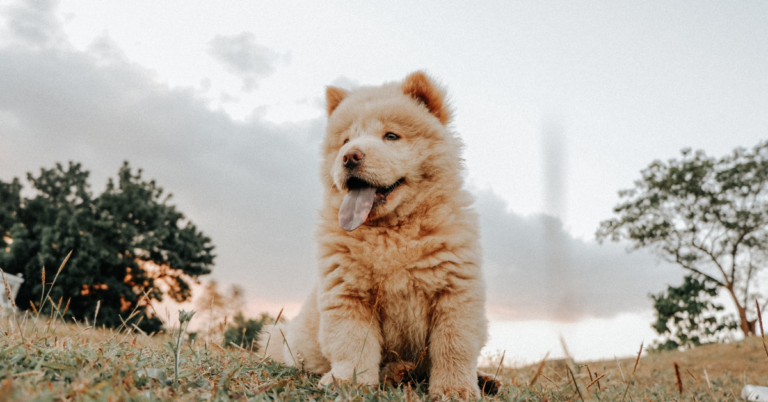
[401,71,450,125]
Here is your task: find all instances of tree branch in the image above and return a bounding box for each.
[729,227,753,286]
[689,241,730,286]
[743,260,755,308]
[673,251,726,287]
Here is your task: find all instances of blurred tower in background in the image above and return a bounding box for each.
[541,117,574,320]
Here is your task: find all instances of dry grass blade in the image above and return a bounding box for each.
[104,290,151,344]
[567,365,584,402]
[620,382,632,402]
[632,341,643,375]
[492,350,506,384]
[674,362,682,395]
[541,374,560,389]
[62,298,71,317]
[586,372,608,390]
[584,364,594,382]
[559,334,573,365]
[40,266,46,309]
[757,300,768,358]
[37,250,72,318]
[415,346,428,367]
[279,327,298,367]
[615,356,626,381]
[529,352,550,386]
[260,307,285,361]
[93,300,101,329]
[28,300,38,315]
[274,307,284,324]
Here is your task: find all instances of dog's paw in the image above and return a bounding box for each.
[428,382,481,401]
[319,366,379,387]
[477,371,501,395]
[380,361,416,384]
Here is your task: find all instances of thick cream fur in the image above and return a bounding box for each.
[258,72,488,399]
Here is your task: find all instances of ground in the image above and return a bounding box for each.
[2,310,767,401]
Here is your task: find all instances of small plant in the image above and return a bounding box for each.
[166,309,195,388]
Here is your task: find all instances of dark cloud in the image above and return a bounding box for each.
[0,0,682,321]
[207,32,282,92]
[0,1,322,302]
[2,0,65,48]
[477,189,680,322]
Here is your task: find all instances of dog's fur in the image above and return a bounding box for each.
[258,72,488,399]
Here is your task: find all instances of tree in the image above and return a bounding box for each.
[223,312,274,350]
[195,279,245,326]
[597,141,768,336]
[0,161,215,332]
[649,274,737,351]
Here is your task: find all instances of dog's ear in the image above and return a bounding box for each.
[326,86,348,116]
[401,71,450,125]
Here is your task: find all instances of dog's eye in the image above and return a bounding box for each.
[343,139,349,145]
[383,132,400,141]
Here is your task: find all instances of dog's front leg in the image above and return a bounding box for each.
[428,285,487,399]
[317,291,382,386]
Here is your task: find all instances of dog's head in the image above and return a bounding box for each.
[320,71,464,231]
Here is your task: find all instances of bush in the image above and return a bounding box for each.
[650,274,738,351]
[223,312,274,350]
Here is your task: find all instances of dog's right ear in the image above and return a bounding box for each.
[326,86,348,116]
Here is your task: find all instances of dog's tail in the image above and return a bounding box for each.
[257,324,287,364]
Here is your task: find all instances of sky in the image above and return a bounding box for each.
[1,0,767,363]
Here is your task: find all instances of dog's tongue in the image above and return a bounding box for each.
[339,186,376,231]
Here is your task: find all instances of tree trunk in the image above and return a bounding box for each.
[728,286,755,336]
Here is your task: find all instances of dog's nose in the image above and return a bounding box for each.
[342,149,364,168]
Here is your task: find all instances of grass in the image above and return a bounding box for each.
[1,309,767,401]
[1,259,767,401]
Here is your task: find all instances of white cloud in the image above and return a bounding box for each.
[0,0,684,323]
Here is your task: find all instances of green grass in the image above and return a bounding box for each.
[0,308,761,401]
[0,258,763,402]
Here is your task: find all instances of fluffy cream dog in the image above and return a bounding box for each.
[259,71,489,399]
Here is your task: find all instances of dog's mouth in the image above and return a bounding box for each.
[339,177,404,231]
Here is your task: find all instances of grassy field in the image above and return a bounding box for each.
[1,305,767,402]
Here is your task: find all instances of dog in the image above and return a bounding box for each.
[259,71,491,399]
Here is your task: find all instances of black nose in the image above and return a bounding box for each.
[342,149,364,168]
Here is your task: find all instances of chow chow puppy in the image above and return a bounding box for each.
[259,71,490,399]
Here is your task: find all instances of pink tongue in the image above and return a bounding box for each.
[339,187,377,231]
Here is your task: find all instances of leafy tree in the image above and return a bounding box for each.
[649,274,738,351]
[0,161,215,332]
[223,312,274,350]
[597,141,768,336]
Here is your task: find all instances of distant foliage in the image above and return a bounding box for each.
[195,279,245,326]
[649,275,738,351]
[597,141,768,336]
[223,312,275,350]
[0,162,215,332]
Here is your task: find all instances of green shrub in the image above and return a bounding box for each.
[223,312,274,350]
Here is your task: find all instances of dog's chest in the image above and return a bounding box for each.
[343,231,456,360]
[377,279,431,362]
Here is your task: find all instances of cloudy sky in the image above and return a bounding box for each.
[1,0,767,362]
